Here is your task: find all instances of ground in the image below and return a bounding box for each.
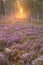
[0,19,43,65]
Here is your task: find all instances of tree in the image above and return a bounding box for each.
[0,0,5,16]
[30,0,43,19]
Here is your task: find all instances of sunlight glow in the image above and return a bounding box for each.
[20,8,23,13]
[15,0,27,19]
[15,7,27,19]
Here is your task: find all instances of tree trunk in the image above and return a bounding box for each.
[0,0,7,18]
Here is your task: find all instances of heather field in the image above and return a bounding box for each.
[0,0,43,65]
[0,20,43,65]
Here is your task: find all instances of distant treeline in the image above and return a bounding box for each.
[0,0,43,19]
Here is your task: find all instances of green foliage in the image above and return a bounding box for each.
[30,0,43,17]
